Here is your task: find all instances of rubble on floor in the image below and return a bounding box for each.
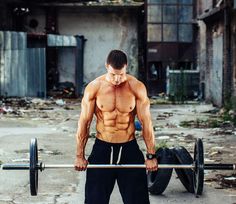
[0,97,79,119]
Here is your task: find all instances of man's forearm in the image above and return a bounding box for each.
[76,124,89,158]
[143,125,156,154]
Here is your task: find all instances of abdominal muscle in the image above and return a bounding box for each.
[95,108,136,143]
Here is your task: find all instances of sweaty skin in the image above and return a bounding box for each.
[75,65,158,171]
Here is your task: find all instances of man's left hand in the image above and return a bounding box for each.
[145,158,158,171]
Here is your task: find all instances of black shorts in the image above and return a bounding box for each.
[85,138,150,204]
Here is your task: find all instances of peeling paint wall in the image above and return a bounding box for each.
[207,23,224,107]
[57,9,138,84]
[196,20,207,99]
[197,18,224,106]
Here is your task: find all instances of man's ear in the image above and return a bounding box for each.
[105,63,108,69]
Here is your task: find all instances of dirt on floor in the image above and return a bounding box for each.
[0,97,236,203]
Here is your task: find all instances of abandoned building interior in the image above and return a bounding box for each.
[0,0,236,107]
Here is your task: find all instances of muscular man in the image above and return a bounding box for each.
[75,50,158,204]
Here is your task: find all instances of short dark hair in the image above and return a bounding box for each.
[106,50,127,70]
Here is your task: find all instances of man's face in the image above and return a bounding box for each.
[106,64,127,86]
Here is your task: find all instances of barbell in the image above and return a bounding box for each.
[1,138,235,197]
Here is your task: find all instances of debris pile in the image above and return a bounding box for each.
[205,174,236,189]
[48,82,75,98]
[0,97,76,118]
[0,98,32,116]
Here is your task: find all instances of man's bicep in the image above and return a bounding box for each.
[79,86,96,123]
[136,97,150,123]
[80,98,95,122]
[135,83,150,122]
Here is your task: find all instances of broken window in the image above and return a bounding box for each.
[148,62,163,80]
[147,0,193,42]
[147,5,162,23]
[163,24,177,42]
[148,24,162,42]
[163,5,177,23]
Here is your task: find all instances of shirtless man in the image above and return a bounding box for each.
[75,50,158,204]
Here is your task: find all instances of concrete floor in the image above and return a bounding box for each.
[0,102,236,204]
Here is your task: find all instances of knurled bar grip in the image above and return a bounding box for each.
[2,164,29,170]
[204,164,236,170]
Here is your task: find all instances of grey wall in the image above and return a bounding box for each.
[57,9,139,84]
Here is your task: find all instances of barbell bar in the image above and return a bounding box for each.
[2,164,194,170]
[1,138,236,197]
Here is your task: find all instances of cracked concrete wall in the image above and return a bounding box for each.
[57,9,138,84]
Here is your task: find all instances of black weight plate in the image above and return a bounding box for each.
[147,148,175,195]
[30,138,38,196]
[193,138,204,197]
[172,146,194,193]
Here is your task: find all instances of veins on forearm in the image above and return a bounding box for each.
[76,122,90,158]
[142,125,156,154]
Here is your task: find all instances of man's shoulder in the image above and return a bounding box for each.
[87,75,105,88]
[127,75,146,92]
[84,76,105,97]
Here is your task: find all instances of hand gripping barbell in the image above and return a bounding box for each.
[1,138,236,197]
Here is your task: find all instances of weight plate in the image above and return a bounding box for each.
[147,148,174,195]
[172,146,194,193]
[193,138,204,197]
[30,138,38,196]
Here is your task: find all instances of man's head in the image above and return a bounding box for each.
[106,50,127,70]
[105,50,128,86]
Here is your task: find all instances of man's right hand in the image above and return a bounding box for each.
[74,157,88,171]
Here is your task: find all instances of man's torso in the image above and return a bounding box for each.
[94,75,137,143]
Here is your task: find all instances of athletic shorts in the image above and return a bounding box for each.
[85,138,150,204]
